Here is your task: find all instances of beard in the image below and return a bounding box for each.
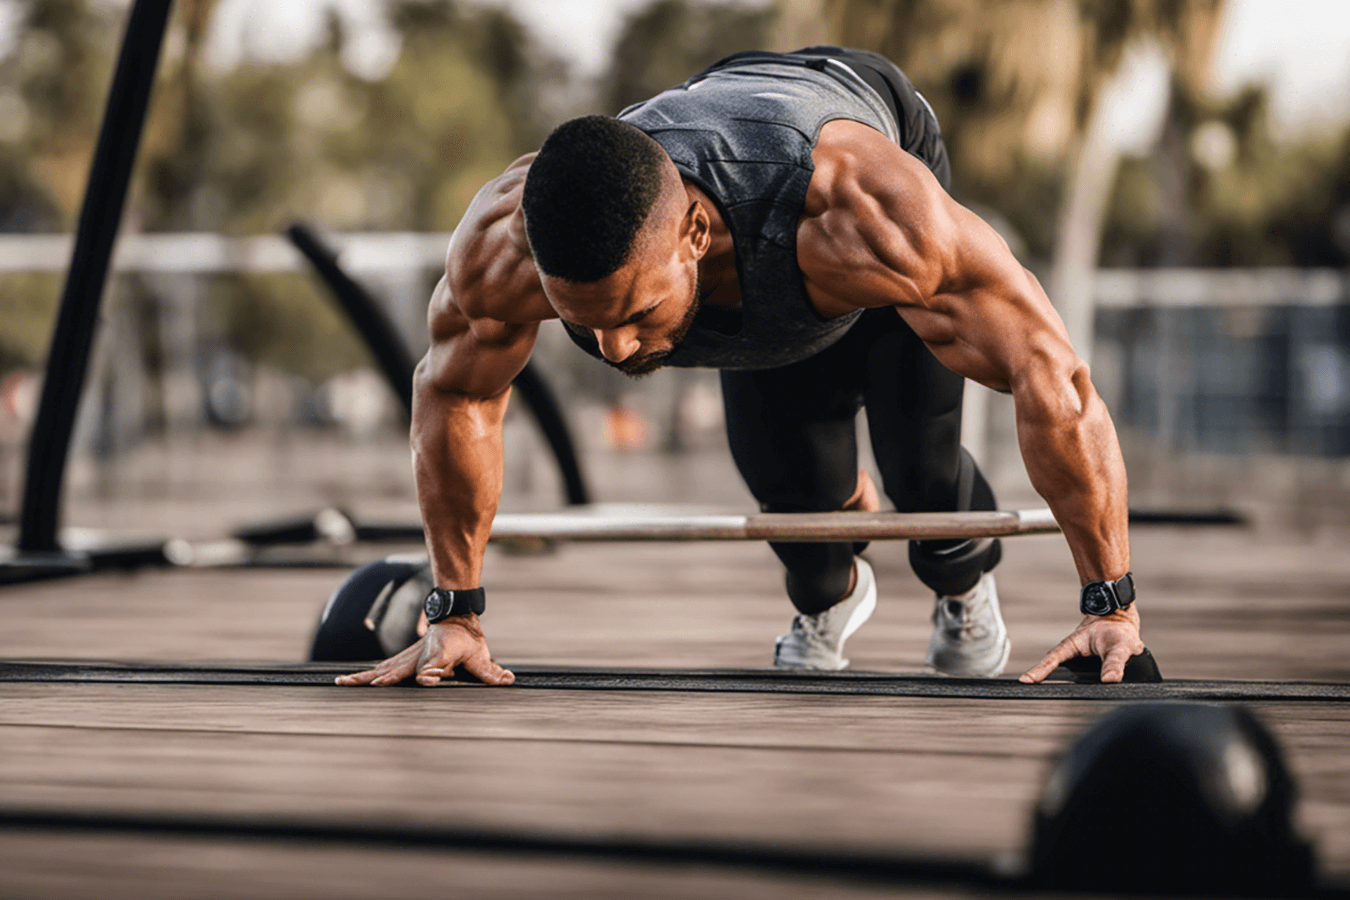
[606,278,700,378]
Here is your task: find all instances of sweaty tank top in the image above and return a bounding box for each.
[561,51,900,371]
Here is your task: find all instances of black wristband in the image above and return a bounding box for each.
[1079,572,1135,617]
[424,586,486,623]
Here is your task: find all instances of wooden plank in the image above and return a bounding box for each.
[0,700,1057,856]
[2,693,1347,872]
[0,831,942,900]
[1,524,1348,885]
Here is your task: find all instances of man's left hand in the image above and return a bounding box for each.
[1019,604,1144,684]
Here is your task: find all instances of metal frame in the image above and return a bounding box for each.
[286,222,590,505]
[0,0,586,585]
[16,0,175,558]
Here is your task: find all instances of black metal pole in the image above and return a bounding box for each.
[507,363,589,505]
[285,223,416,413]
[287,222,591,505]
[17,0,175,552]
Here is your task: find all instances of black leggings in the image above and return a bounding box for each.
[722,310,1001,614]
[720,48,997,615]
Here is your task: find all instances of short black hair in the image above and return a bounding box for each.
[522,115,667,283]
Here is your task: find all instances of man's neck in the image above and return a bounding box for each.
[683,179,739,309]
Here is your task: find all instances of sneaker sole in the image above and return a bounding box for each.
[925,633,1011,679]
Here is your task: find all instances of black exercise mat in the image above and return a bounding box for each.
[2,660,1348,701]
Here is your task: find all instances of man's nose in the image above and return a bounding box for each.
[595,328,639,363]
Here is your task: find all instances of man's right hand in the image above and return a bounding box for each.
[334,616,515,687]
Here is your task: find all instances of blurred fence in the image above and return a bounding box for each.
[1,234,1348,459]
[1093,269,1350,457]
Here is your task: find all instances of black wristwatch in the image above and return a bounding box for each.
[1079,572,1135,617]
[424,586,486,623]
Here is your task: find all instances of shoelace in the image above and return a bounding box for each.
[936,593,993,641]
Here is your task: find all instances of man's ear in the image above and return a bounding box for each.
[682,199,712,259]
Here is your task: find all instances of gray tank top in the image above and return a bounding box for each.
[562,53,899,370]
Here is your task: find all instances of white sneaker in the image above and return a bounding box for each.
[774,558,877,670]
[925,572,1010,678]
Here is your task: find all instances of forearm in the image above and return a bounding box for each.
[1013,365,1130,585]
[411,365,510,590]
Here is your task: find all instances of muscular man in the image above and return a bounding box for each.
[337,47,1143,688]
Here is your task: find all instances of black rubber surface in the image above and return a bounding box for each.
[2,660,1348,701]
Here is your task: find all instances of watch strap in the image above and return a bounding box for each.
[424,586,486,623]
[1115,572,1136,608]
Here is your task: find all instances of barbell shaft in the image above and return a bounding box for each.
[488,508,1060,542]
[166,508,1061,566]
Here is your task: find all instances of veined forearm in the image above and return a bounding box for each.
[411,377,510,590]
[1014,368,1130,585]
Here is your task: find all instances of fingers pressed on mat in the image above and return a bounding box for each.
[1099,647,1134,683]
[1020,641,1076,684]
[463,655,515,686]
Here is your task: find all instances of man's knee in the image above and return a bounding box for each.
[780,543,855,615]
[883,446,995,514]
[748,463,860,516]
[909,536,1001,596]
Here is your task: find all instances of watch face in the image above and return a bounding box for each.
[425,590,450,620]
[1082,583,1115,616]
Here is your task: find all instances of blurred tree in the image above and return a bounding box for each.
[1104,85,1350,268]
[1,0,566,388]
[138,0,554,236]
[0,0,119,378]
[128,0,559,384]
[0,0,116,227]
[813,0,1225,260]
[602,0,776,113]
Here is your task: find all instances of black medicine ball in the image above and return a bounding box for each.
[1030,703,1314,894]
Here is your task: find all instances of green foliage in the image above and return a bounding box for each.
[1102,85,1350,267]
[0,273,60,372]
[139,1,538,236]
[204,274,371,383]
[0,0,116,228]
[0,0,561,383]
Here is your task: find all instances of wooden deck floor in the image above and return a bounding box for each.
[2,524,1348,897]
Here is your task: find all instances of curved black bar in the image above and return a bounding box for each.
[17,0,176,552]
[507,361,590,505]
[285,221,590,505]
[285,224,416,414]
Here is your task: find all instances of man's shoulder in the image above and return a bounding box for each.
[444,157,552,325]
[798,120,958,313]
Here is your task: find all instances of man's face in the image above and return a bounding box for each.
[543,183,705,378]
